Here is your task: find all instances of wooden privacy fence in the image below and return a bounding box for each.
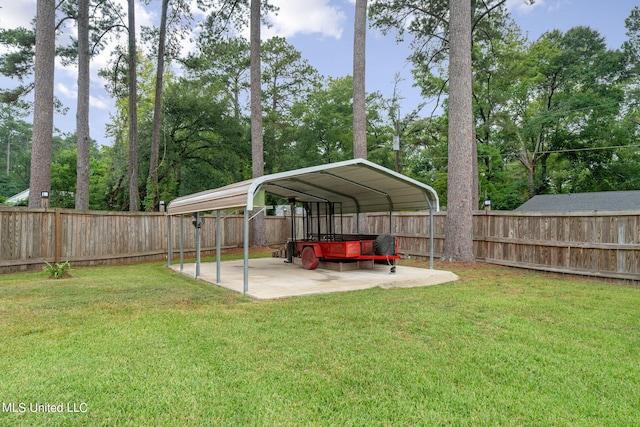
[389,210,639,283]
[1,207,638,283]
[474,210,640,283]
[0,208,290,272]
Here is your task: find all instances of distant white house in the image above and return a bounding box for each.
[268,205,305,216]
[5,188,29,206]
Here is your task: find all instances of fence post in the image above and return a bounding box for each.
[54,209,62,263]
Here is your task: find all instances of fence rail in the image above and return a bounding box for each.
[1,207,638,284]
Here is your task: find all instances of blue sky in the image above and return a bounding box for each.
[0,0,637,147]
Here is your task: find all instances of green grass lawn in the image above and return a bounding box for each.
[0,257,639,426]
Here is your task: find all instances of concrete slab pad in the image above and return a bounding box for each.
[170,258,459,299]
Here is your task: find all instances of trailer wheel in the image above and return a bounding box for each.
[301,246,319,270]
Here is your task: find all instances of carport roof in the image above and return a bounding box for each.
[167,158,439,215]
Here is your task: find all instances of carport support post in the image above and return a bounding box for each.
[429,207,434,269]
[195,212,201,279]
[179,215,184,272]
[216,210,221,283]
[243,209,250,295]
[167,215,172,266]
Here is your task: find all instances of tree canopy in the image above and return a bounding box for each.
[0,2,638,217]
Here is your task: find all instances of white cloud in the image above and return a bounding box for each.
[55,79,111,111]
[264,0,347,39]
[0,0,35,55]
[90,94,111,110]
[546,0,570,12]
[507,0,545,15]
[56,82,76,100]
[0,0,36,29]
[188,0,207,21]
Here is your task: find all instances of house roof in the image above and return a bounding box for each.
[167,158,439,215]
[6,189,29,205]
[515,190,640,212]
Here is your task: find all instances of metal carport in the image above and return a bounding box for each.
[166,158,439,294]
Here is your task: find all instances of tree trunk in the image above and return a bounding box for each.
[250,0,266,246]
[128,0,139,211]
[352,0,367,160]
[233,75,241,121]
[75,0,91,210]
[472,128,478,209]
[442,0,475,263]
[6,118,11,175]
[353,0,369,234]
[29,0,55,208]
[147,0,169,211]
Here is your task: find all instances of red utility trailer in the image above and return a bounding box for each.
[286,201,399,271]
[295,234,399,270]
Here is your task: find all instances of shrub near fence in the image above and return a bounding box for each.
[1,207,639,284]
